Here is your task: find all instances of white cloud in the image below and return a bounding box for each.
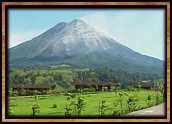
[80,10,165,60]
[8,29,46,48]
[80,12,111,37]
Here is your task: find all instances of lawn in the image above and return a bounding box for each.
[9,90,161,117]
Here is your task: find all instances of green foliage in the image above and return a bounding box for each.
[99,99,109,116]
[66,86,76,93]
[8,66,164,91]
[8,88,13,97]
[35,76,47,84]
[125,86,137,91]
[75,95,86,116]
[12,90,19,97]
[112,101,125,116]
[64,104,73,117]
[46,89,53,95]
[8,91,164,117]
[112,91,128,116]
[154,79,164,95]
[112,99,120,116]
[116,91,128,108]
[65,94,86,117]
[31,103,40,117]
[52,84,63,94]
[136,82,142,91]
[52,104,59,108]
[146,93,154,107]
[126,94,139,112]
[155,92,163,105]
[19,88,26,96]
[8,98,14,116]
[64,94,76,117]
[34,95,38,101]
[115,83,121,91]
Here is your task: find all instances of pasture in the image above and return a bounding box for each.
[8,90,163,117]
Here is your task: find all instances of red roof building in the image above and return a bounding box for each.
[126,82,154,89]
[72,82,115,91]
[10,84,52,91]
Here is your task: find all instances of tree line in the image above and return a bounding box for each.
[8,66,164,89]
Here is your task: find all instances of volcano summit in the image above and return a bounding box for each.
[9,19,164,75]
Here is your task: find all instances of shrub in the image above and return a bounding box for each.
[146,93,154,107]
[31,103,40,117]
[34,95,38,101]
[99,99,108,116]
[126,86,137,91]
[52,104,59,108]
[64,94,86,117]
[64,104,73,117]
[76,95,86,116]
[8,98,14,116]
[112,99,120,116]
[155,92,163,105]
[126,94,139,112]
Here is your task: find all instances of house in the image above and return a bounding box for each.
[125,82,154,89]
[72,82,115,91]
[10,84,52,91]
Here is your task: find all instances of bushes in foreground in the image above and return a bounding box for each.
[8,90,164,117]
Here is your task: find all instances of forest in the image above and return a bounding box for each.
[8,64,164,89]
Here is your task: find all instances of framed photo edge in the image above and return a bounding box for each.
[1,1,170,122]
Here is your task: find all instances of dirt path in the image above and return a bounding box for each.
[124,103,165,116]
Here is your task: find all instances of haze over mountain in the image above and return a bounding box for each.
[9,19,164,75]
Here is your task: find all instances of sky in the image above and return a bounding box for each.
[8,8,165,60]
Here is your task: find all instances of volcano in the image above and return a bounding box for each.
[9,19,164,75]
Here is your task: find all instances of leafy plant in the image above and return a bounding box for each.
[31,103,40,117]
[8,98,14,116]
[34,95,38,101]
[112,99,120,116]
[64,104,73,117]
[75,95,86,116]
[126,94,139,112]
[146,93,153,107]
[52,104,59,108]
[65,94,86,117]
[113,91,128,116]
[155,92,163,105]
[117,91,128,108]
[99,99,108,116]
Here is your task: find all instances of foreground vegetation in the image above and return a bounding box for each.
[8,90,164,117]
[7,64,165,117]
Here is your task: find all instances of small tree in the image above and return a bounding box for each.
[137,81,142,91]
[64,104,73,117]
[147,93,153,107]
[52,84,63,94]
[117,91,124,108]
[155,92,163,105]
[126,94,139,112]
[112,99,120,116]
[99,99,108,116]
[75,95,86,116]
[31,103,40,117]
[64,94,86,117]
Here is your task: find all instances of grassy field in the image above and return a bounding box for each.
[9,90,161,117]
